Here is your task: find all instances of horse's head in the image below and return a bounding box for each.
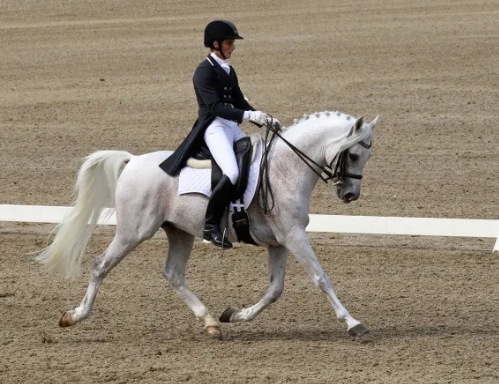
[328,116,378,203]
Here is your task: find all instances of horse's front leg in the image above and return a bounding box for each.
[220,245,288,323]
[282,227,369,338]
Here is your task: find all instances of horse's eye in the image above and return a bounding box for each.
[349,153,359,162]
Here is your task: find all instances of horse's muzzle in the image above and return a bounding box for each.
[342,192,358,203]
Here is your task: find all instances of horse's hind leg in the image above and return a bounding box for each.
[162,226,222,338]
[59,231,147,327]
[220,245,288,323]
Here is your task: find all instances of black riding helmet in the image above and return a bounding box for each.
[204,20,244,52]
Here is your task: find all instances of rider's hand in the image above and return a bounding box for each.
[247,111,270,126]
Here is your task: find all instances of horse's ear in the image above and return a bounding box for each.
[354,116,364,132]
[370,115,380,129]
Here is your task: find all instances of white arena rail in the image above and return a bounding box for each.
[1,204,498,252]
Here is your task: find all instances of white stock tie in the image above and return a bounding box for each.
[221,62,230,75]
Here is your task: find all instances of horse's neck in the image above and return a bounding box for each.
[267,123,340,197]
[274,121,345,166]
[277,113,361,164]
[266,115,359,202]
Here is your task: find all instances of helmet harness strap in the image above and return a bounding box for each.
[213,39,227,60]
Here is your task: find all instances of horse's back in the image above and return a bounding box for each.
[123,150,172,173]
[117,150,176,194]
[136,150,174,163]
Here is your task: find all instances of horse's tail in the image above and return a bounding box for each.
[36,150,134,279]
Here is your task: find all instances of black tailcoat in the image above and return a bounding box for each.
[159,55,255,176]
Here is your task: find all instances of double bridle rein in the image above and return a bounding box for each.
[257,118,372,213]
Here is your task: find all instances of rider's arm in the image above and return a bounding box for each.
[193,66,246,123]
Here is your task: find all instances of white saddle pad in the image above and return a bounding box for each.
[178,136,263,210]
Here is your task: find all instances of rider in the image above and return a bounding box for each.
[160,19,279,249]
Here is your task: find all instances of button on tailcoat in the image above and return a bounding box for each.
[160,55,255,176]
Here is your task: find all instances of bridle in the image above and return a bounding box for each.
[330,139,372,184]
[257,118,371,213]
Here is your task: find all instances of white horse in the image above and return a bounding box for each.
[37,111,378,339]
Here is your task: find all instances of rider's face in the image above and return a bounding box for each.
[214,39,236,59]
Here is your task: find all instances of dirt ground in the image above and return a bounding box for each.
[1,0,499,383]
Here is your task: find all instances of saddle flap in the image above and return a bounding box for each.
[231,137,253,200]
[234,136,251,154]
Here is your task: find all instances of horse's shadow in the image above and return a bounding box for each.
[223,328,345,342]
[373,324,499,341]
[222,324,499,342]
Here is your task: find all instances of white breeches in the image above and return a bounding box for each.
[204,117,247,185]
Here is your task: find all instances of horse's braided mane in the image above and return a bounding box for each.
[281,111,355,131]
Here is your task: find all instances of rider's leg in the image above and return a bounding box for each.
[203,119,239,248]
[203,174,235,248]
[204,119,240,184]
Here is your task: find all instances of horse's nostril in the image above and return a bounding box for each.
[344,192,355,201]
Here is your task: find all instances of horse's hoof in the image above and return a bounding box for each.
[348,323,371,341]
[219,307,238,323]
[59,311,74,327]
[204,325,222,340]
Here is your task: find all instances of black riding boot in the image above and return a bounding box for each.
[203,175,235,248]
